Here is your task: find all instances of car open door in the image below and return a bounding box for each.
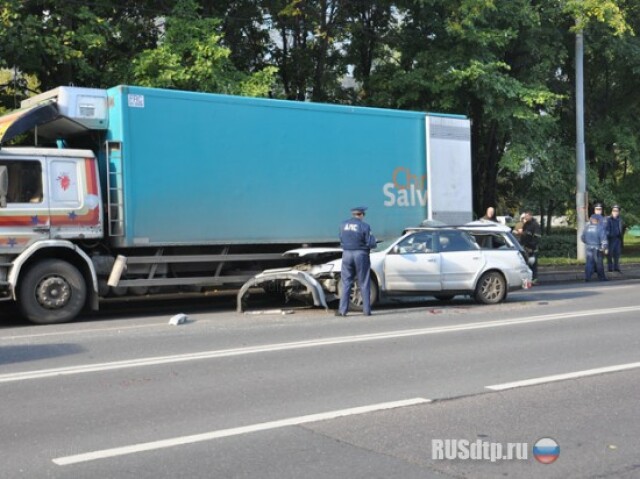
[383,231,442,291]
[437,230,484,290]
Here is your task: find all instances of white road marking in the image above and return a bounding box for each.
[1,305,638,384]
[52,397,430,465]
[486,361,640,391]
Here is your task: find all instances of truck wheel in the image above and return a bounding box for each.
[338,276,378,311]
[19,259,87,324]
[474,271,506,304]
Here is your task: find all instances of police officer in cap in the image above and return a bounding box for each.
[592,203,605,224]
[581,214,608,281]
[337,206,376,316]
[606,204,625,272]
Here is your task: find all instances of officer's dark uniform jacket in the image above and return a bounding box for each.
[581,222,607,250]
[582,220,608,280]
[339,218,374,250]
[607,216,624,243]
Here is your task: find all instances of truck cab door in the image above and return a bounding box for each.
[0,156,50,253]
[47,156,101,239]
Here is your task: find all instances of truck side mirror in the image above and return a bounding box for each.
[0,165,7,208]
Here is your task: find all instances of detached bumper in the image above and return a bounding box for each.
[237,269,328,313]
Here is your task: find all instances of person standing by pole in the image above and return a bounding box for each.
[582,214,608,281]
[606,205,624,273]
[337,206,376,317]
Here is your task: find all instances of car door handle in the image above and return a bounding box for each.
[33,226,50,233]
[427,258,437,263]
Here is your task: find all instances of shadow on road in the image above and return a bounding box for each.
[0,281,619,327]
[0,343,86,365]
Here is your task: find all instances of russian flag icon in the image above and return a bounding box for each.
[533,437,560,464]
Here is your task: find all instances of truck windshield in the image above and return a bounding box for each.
[0,160,43,204]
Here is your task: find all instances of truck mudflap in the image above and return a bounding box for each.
[237,269,328,313]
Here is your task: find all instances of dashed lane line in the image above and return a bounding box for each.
[53,397,431,465]
[486,361,640,391]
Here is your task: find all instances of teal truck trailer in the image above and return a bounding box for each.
[0,85,472,324]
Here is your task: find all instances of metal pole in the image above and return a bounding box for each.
[576,30,586,261]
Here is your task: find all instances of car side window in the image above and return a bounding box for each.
[395,232,435,254]
[472,233,515,250]
[437,231,478,252]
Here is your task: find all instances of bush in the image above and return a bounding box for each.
[546,227,576,236]
[539,234,576,258]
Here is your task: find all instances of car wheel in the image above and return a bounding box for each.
[474,271,506,304]
[338,275,378,311]
[434,294,455,301]
[18,259,87,324]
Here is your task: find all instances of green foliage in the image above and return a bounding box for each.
[132,0,276,96]
[0,0,165,90]
[1,0,640,223]
[564,0,631,35]
[539,234,577,258]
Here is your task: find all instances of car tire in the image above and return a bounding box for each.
[474,271,506,304]
[338,275,378,311]
[18,259,87,324]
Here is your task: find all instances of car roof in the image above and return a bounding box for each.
[405,220,512,235]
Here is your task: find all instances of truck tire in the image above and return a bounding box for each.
[338,275,378,311]
[18,259,87,324]
[474,271,506,304]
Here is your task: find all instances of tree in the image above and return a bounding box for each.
[0,0,165,93]
[365,0,565,217]
[132,0,276,96]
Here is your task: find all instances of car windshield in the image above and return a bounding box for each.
[372,238,397,252]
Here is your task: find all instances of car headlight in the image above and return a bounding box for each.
[310,263,335,275]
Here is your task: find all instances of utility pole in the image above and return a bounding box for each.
[576,29,586,261]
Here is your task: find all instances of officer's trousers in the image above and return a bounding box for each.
[339,249,371,315]
[607,237,622,271]
[585,247,606,280]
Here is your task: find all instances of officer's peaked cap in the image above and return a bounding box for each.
[594,203,603,208]
[351,206,368,213]
[612,204,620,210]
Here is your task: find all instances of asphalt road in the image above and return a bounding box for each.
[1,280,639,478]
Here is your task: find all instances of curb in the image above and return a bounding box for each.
[537,263,640,284]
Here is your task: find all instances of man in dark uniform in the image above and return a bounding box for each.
[521,212,541,283]
[606,204,624,272]
[337,206,376,317]
[581,214,608,281]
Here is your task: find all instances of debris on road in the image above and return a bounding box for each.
[169,313,188,325]
[244,309,295,316]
